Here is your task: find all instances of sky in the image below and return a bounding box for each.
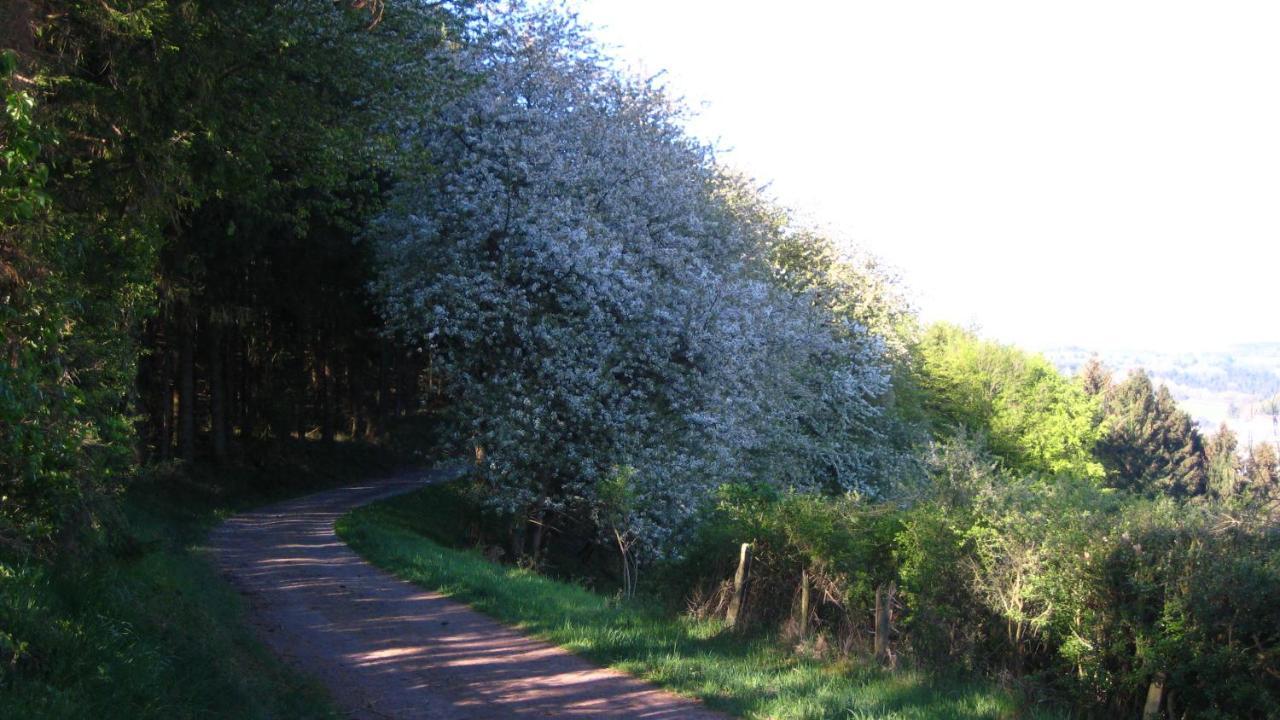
[568,1,1280,353]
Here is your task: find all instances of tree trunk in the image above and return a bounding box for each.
[393,352,406,417]
[377,343,391,430]
[208,321,227,461]
[161,379,174,461]
[528,505,546,566]
[320,353,334,443]
[178,317,196,463]
[156,332,174,461]
[227,325,242,444]
[294,398,305,441]
[508,513,527,564]
[875,581,896,665]
[726,543,752,631]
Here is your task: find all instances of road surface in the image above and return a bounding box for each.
[209,470,729,719]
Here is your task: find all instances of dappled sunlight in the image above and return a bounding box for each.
[210,472,726,718]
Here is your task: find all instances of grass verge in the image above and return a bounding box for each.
[337,481,1060,720]
[0,439,406,720]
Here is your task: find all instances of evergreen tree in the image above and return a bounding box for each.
[1205,422,1242,498]
[1078,356,1112,398]
[1244,442,1279,497]
[1095,370,1207,497]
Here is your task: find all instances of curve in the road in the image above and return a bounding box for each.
[208,470,730,719]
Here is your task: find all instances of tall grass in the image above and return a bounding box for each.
[338,484,1061,720]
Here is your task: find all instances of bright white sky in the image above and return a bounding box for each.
[569,1,1280,353]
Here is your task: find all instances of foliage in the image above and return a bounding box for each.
[1037,501,1280,718]
[1245,441,1279,494]
[892,439,1280,717]
[1,35,153,553]
[913,324,1103,480]
[658,433,1280,717]
[1204,423,1242,498]
[664,482,899,645]
[370,6,897,566]
[1,0,468,554]
[1094,369,1207,497]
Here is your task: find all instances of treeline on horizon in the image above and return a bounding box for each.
[2,2,1278,718]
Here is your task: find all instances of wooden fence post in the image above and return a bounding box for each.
[799,568,811,639]
[726,543,752,630]
[875,580,896,665]
[1142,672,1166,719]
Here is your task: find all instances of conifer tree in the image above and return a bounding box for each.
[1078,356,1112,398]
[1205,422,1242,498]
[1244,442,1279,497]
[1095,370,1207,497]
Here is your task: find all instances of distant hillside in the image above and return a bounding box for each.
[1044,343,1280,447]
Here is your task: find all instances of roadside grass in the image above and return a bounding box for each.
[337,482,1062,720]
[0,438,405,720]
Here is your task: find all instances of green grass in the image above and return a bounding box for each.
[0,438,408,720]
[338,483,1062,720]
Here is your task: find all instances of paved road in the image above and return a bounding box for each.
[208,471,729,719]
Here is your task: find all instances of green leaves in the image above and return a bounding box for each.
[1,63,52,226]
[914,323,1103,480]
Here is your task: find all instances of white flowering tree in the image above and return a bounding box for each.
[370,6,898,572]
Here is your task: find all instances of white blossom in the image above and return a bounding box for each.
[369,5,901,562]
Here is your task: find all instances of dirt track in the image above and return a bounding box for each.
[208,471,729,719]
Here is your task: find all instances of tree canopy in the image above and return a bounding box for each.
[370,7,900,561]
[913,323,1104,480]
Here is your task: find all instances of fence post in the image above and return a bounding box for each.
[1142,672,1166,719]
[726,542,752,630]
[799,568,811,639]
[875,580,896,665]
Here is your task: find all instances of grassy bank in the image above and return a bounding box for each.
[337,482,1058,720]
[0,439,405,720]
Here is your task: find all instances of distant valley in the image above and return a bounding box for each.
[1045,343,1280,447]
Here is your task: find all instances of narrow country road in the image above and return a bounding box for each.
[208,470,729,720]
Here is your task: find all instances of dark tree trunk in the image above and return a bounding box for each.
[508,512,527,564]
[178,316,196,463]
[528,505,546,565]
[227,325,242,445]
[238,329,250,439]
[208,321,227,461]
[161,380,175,461]
[321,354,335,443]
[155,339,174,462]
[394,352,407,417]
[377,343,391,429]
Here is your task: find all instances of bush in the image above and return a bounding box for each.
[652,431,1280,717]
[1040,501,1280,718]
[658,482,900,656]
